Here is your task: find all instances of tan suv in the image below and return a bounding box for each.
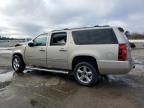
[12,26,134,86]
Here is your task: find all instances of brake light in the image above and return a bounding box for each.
[118,44,127,61]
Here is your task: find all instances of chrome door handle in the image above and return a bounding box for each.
[40,49,45,52]
[59,49,67,52]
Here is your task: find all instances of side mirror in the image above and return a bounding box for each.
[125,31,131,37]
[129,42,136,48]
[28,42,34,47]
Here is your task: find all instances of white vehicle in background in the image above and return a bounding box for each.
[12,26,134,86]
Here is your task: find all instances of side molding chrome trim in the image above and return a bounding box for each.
[26,66,69,74]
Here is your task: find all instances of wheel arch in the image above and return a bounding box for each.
[12,53,25,64]
[72,55,99,72]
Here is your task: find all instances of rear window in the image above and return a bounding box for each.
[72,28,118,45]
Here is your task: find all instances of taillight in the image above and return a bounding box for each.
[118,44,127,61]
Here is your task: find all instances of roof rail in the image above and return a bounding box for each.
[93,25,110,27]
[52,25,111,32]
[63,28,70,30]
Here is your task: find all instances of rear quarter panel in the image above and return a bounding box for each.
[68,28,132,74]
[68,32,119,70]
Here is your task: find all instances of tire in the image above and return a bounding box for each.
[73,62,99,87]
[12,55,25,73]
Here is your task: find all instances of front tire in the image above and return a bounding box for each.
[12,55,25,73]
[73,62,99,87]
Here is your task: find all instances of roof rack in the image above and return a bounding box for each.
[52,25,110,32]
[93,25,110,27]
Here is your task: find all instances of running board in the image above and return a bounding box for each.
[26,66,69,74]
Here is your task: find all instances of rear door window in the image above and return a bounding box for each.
[72,28,118,45]
[50,32,67,46]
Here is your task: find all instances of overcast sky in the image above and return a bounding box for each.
[0,0,144,38]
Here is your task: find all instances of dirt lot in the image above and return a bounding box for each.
[0,48,144,108]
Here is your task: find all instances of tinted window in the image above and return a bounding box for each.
[51,32,67,46]
[33,34,47,46]
[72,29,118,45]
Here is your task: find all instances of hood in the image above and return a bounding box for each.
[15,42,27,47]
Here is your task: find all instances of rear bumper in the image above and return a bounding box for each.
[97,60,134,74]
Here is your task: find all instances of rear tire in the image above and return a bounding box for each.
[12,55,25,73]
[73,62,99,87]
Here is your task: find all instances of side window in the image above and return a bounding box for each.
[33,34,47,46]
[50,32,67,46]
[72,29,118,45]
